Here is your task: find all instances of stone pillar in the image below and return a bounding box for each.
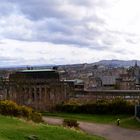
[39,87,41,102]
[34,87,38,109]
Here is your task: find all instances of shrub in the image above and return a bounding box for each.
[0,100,20,116]
[30,112,43,123]
[0,100,43,123]
[63,119,79,127]
[109,98,134,114]
[20,106,33,118]
[55,98,135,115]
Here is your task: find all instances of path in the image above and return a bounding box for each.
[43,117,140,140]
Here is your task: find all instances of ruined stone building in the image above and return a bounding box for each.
[6,69,72,111]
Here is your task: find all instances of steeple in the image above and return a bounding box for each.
[135,61,138,67]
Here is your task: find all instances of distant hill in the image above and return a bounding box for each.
[94,60,139,67]
[1,60,140,70]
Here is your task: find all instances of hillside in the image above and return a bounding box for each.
[94,60,139,67]
[0,115,105,140]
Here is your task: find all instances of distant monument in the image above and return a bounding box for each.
[134,61,138,67]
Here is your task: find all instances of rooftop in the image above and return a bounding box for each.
[64,79,84,84]
[19,69,55,72]
[10,69,59,80]
[101,76,118,85]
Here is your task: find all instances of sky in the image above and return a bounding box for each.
[1,0,140,67]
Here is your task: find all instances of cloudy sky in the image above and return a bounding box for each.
[0,0,140,67]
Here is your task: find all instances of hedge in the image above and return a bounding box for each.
[55,98,135,115]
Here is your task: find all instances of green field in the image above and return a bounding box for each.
[120,117,140,130]
[43,112,140,130]
[0,115,105,140]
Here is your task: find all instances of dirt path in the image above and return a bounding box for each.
[43,117,140,140]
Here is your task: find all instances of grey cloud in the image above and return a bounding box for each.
[108,30,138,37]
[0,0,107,22]
[42,18,74,35]
[0,0,111,51]
[107,30,140,46]
[0,0,138,66]
[2,0,73,20]
[126,39,137,44]
[35,21,104,47]
[18,0,110,21]
[0,56,17,62]
[0,56,24,67]
[0,2,16,16]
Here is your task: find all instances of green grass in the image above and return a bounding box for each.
[0,115,105,140]
[120,117,140,130]
[43,112,130,124]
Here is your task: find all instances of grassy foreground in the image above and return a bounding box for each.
[0,115,105,140]
[43,112,140,130]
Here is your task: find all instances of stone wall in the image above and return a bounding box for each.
[7,80,71,111]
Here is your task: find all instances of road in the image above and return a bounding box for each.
[43,117,140,140]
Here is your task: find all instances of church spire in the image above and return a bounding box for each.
[135,60,138,67]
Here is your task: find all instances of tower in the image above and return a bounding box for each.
[135,61,138,67]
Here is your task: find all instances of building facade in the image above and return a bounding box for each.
[7,69,72,111]
[116,73,136,90]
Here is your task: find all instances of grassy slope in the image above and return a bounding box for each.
[0,115,105,140]
[43,112,140,130]
[120,117,140,130]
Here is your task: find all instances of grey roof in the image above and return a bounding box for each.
[10,69,59,80]
[19,69,55,72]
[101,76,117,85]
[64,79,84,84]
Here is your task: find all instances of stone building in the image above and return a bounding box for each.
[85,76,102,90]
[64,79,84,92]
[132,61,140,89]
[100,76,117,90]
[116,74,135,90]
[7,69,72,111]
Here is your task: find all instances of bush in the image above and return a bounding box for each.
[55,98,135,115]
[63,119,79,127]
[20,106,33,118]
[0,100,43,123]
[30,112,43,123]
[109,98,134,115]
[0,100,20,116]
